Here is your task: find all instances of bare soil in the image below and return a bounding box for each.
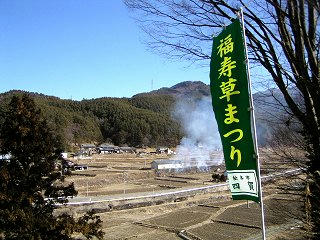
[66,152,217,197]
[63,150,307,240]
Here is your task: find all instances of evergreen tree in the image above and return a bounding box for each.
[0,94,104,239]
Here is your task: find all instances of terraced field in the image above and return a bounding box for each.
[63,151,306,239]
[66,152,218,198]
[95,195,305,240]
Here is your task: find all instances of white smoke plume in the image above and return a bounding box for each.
[172,96,223,170]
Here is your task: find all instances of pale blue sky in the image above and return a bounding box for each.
[0,0,210,100]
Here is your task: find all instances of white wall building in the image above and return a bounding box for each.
[151,159,183,170]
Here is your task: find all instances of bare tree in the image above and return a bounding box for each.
[124,0,320,237]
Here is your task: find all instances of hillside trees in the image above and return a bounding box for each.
[94,99,182,147]
[0,94,104,239]
[124,0,320,236]
[36,98,103,148]
[130,94,176,114]
[0,91,182,148]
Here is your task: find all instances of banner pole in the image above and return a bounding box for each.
[240,7,266,240]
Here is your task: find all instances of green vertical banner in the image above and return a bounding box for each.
[210,19,260,202]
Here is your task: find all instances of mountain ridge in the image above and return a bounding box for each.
[0,81,287,149]
[134,81,210,98]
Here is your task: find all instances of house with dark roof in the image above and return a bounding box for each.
[80,143,96,150]
[120,147,135,153]
[98,146,120,154]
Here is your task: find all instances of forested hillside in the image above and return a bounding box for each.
[0,81,285,150]
[0,90,181,150]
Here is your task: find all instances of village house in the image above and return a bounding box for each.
[80,143,96,150]
[156,147,173,154]
[80,143,96,155]
[97,144,120,154]
[151,159,183,170]
[120,146,135,153]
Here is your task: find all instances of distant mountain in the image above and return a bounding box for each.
[135,80,289,118]
[137,80,295,146]
[142,80,296,146]
[134,81,210,98]
[0,81,294,149]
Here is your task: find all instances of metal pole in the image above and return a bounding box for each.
[240,7,266,240]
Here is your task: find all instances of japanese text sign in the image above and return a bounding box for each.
[210,19,260,202]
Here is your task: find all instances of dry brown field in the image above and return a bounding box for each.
[66,152,216,197]
[62,150,307,240]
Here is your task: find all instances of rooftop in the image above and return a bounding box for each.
[152,159,182,164]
